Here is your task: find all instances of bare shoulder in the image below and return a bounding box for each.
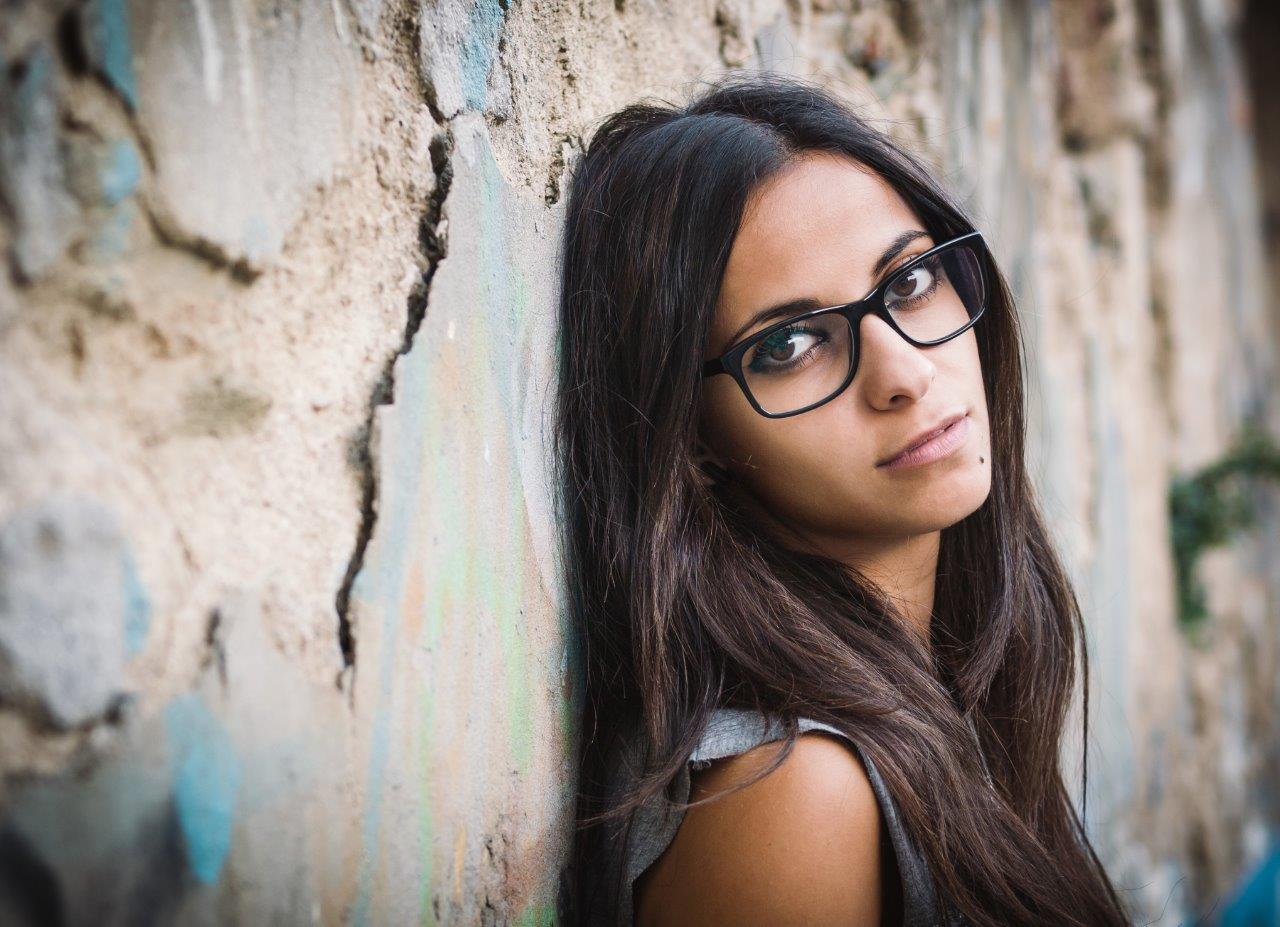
[634,730,884,927]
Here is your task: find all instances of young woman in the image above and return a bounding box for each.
[555,72,1132,927]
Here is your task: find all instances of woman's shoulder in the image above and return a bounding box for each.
[633,710,888,926]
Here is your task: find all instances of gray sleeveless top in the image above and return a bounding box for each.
[601,707,972,927]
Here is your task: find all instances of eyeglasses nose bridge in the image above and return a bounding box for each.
[837,298,916,372]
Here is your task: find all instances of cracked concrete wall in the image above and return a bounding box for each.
[0,0,1276,925]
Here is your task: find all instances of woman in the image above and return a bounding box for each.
[555,71,1131,927]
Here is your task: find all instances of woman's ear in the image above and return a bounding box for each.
[692,437,731,487]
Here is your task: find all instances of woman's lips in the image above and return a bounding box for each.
[878,414,971,471]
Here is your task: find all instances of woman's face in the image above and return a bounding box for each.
[698,150,992,552]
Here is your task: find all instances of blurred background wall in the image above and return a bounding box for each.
[0,0,1276,924]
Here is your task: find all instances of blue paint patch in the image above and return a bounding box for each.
[83,200,139,262]
[350,343,433,927]
[460,0,505,110]
[242,214,273,263]
[1222,840,1280,927]
[99,140,141,205]
[121,544,150,656]
[14,45,52,116]
[3,43,83,277]
[164,694,241,884]
[84,0,138,110]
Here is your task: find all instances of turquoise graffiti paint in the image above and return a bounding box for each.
[84,0,138,110]
[121,542,150,657]
[1221,840,1280,927]
[242,214,273,264]
[164,693,242,884]
[14,45,52,116]
[99,139,141,206]
[84,201,139,262]
[460,1,505,111]
[475,134,535,773]
[350,343,434,927]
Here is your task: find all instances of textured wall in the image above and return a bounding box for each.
[0,0,1275,925]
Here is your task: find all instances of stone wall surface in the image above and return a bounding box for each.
[0,0,1275,924]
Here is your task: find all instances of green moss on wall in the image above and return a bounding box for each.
[1169,423,1280,639]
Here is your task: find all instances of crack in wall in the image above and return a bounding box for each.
[333,125,454,686]
[48,2,258,284]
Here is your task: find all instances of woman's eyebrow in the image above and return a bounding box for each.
[721,229,931,349]
[872,228,931,276]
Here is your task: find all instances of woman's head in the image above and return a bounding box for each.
[698,147,993,552]
[558,72,1129,926]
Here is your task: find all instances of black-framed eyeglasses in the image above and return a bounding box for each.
[701,230,991,418]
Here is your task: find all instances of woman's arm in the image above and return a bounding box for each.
[635,731,885,927]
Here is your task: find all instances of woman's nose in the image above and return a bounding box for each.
[856,313,936,408]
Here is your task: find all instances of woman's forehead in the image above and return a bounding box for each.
[714,153,926,333]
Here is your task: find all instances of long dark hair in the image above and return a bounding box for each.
[555,71,1131,927]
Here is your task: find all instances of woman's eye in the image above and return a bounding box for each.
[749,328,823,370]
[889,266,934,301]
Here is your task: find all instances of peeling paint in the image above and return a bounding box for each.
[122,544,151,657]
[0,495,135,728]
[191,0,226,106]
[99,139,142,206]
[83,0,139,109]
[164,694,241,885]
[81,198,140,262]
[0,43,79,278]
[461,0,506,110]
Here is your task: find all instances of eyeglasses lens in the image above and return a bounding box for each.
[741,241,986,416]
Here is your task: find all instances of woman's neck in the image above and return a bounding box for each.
[800,527,941,652]
[717,484,941,651]
[840,532,940,650]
